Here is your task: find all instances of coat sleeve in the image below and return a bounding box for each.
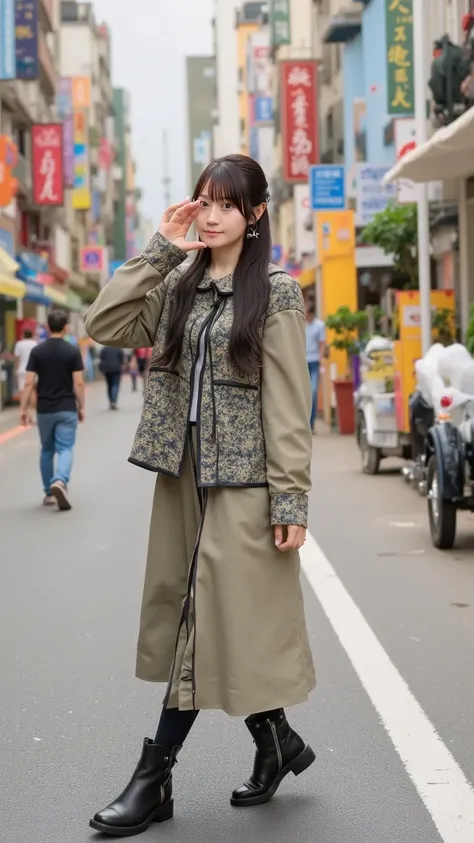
[261,305,312,527]
[84,233,187,348]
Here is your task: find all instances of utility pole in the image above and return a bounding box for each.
[413,0,432,356]
[162,129,171,209]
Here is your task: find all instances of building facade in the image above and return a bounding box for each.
[185,56,216,194]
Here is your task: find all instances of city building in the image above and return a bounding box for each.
[185,56,216,194]
[212,0,241,157]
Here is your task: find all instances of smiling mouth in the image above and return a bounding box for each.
[204,230,222,235]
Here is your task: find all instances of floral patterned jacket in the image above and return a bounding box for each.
[85,233,312,526]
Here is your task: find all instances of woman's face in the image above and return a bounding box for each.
[195,182,248,249]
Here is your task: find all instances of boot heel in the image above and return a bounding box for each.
[154,798,174,823]
[291,745,316,776]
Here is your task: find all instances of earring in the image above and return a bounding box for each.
[246,222,259,239]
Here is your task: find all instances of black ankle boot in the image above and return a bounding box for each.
[89,739,180,837]
[231,710,315,807]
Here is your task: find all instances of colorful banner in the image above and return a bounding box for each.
[0,135,18,207]
[63,114,74,187]
[15,0,39,80]
[385,0,414,116]
[0,0,16,80]
[72,110,91,210]
[80,246,106,274]
[72,76,91,109]
[280,60,319,183]
[31,124,64,206]
[270,0,291,47]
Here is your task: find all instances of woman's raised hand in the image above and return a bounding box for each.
[158,200,206,252]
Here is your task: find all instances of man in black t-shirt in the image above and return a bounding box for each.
[20,310,85,510]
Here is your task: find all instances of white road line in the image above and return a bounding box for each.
[301,531,474,843]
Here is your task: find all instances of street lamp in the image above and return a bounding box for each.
[413,0,431,356]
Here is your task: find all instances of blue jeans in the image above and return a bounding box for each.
[37,411,78,494]
[105,372,121,405]
[308,361,320,428]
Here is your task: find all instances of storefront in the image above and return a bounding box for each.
[0,248,25,408]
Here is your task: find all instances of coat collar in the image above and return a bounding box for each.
[197,269,233,296]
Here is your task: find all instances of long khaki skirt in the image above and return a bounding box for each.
[135,426,316,716]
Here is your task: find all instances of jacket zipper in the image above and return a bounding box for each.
[268,719,283,771]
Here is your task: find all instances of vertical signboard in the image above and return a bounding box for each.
[72,76,91,109]
[355,164,397,227]
[270,0,291,47]
[31,124,64,206]
[72,110,91,210]
[15,0,39,80]
[57,78,74,188]
[385,0,414,116]
[0,0,16,80]
[280,60,319,183]
[394,117,419,204]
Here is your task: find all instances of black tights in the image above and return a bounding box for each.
[154,707,283,749]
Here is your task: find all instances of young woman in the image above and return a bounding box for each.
[85,154,316,837]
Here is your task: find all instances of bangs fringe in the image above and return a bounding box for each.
[193,160,252,218]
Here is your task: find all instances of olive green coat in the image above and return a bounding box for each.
[85,234,316,715]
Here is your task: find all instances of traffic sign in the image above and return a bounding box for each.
[309,165,345,211]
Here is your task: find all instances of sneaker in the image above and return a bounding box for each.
[50,482,72,511]
[43,495,56,506]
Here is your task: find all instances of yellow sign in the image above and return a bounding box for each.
[397,289,455,341]
[316,210,355,260]
[72,110,91,211]
[363,350,395,382]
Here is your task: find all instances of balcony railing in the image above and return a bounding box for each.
[38,30,56,97]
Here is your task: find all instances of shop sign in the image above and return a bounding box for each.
[72,76,91,109]
[355,164,397,227]
[0,0,16,80]
[385,0,414,116]
[15,0,39,80]
[80,246,105,274]
[0,135,18,207]
[270,0,291,47]
[32,124,64,206]
[280,60,319,183]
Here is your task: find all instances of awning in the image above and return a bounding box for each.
[384,107,474,184]
[0,276,26,299]
[65,288,83,312]
[46,286,67,305]
[0,246,19,276]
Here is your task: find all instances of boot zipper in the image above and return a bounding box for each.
[268,719,283,771]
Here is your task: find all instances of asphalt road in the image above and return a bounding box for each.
[1,382,474,843]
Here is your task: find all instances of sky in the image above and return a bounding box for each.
[91,0,214,227]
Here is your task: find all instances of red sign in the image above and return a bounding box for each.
[80,246,106,274]
[280,60,319,183]
[32,124,64,206]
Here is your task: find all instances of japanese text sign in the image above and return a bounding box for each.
[270,0,291,47]
[72,76,91,110]
[281,60,319,184]
[0,135,18,207]
[355,164,397,227]
[385,0,414,116]
[31,124,64,207]
[15,0,39,80]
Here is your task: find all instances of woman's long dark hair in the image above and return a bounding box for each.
[156,154,272,376]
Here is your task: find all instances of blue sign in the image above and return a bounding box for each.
[0,227,15,257]
[272,244,283,263]
[16,250,48,282]
[309,165,345,211]
[0,0,16,80]
[15,0,39,80]
[255,96,273,123]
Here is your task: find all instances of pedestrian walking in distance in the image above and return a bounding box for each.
[14,326,37,394]
[85,154,315,837]
[305,300,326,433]
[99,345,124,409]
[19,310,85,511]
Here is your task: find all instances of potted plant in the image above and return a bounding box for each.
[326,306,368,435]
